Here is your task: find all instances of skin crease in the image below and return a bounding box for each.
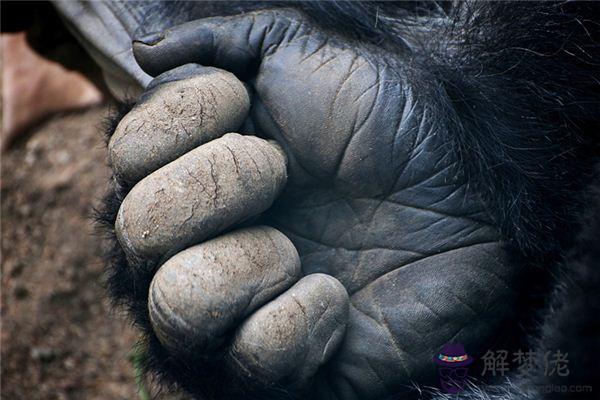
[116,133,288,260]
[109,65,251,184]
[149,226,306,357]
[112,9,524,400]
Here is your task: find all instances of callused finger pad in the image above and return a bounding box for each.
[115,133,287,259]
[149,226,301,357]
[109,64,250,183]
[228,274,349,386]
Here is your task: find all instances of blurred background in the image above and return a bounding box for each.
[0,4,164,399]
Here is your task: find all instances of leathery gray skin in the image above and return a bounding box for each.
[150,227,305,355]
[115,133,287,260]
[112,9,523,399]
[109,65,250,184]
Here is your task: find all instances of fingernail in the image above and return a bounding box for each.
[133,32,164,46]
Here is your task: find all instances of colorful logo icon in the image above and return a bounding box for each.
[433,343,474,393]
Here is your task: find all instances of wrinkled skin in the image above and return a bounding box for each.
[113,9,521,400]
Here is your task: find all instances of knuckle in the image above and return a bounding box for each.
[115,133,287,260]
[148,226,300,357]
[109,67,250,183]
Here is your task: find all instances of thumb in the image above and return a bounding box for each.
[133,9,305,78]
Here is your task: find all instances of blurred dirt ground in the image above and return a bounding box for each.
[1,106,144,399]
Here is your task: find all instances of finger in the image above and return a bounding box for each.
[227,273,349,387]
[115,133,287,260]
[109,64,250,183]
[132,9,305,77]
[148,226,301,357]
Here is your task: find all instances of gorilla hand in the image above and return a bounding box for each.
[108,9,522,400]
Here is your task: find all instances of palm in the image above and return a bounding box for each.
[250,34,510,398]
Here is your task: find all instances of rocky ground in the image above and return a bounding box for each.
[1,106,175,399]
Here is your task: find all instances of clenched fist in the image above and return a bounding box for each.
[105,9,521,400]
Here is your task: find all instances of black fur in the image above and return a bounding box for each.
[94,2,600,399]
